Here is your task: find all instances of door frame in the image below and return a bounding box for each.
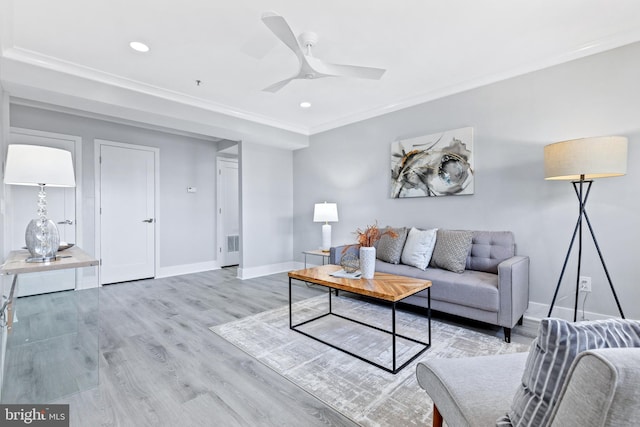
[94,139,160,285]
[4,127,84,286]
[216,156,240,267]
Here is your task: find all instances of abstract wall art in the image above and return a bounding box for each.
[390,127,474,198]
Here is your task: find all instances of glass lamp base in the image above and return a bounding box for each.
[25,218,60,261]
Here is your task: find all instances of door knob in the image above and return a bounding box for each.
[57,220,74,225]
[142,218,154,223]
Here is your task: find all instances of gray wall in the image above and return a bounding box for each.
[239,140,294,276]
[9,104,220,272]
[293,42,640,319]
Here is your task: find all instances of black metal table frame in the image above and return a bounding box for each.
[289,276,431,374]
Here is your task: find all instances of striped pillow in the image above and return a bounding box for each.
[498,318,640,426]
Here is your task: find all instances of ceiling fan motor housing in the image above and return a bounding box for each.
[299,31,319,48]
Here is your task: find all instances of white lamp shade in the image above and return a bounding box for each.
[313,202,338,222]
[544,136,627,181]
[4,144,76,187]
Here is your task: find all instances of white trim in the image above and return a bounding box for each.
[237,261,299,280]
[94,139,160,285]
[3,47,309,136]
[309,31,640,134]
[525,301,615,323]
[10,98,228,144]
[156,261,220,279]
[5,27,640,137]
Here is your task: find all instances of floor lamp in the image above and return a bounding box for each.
[545,136,628,321]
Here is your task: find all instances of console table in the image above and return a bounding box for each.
[0,247,99,402]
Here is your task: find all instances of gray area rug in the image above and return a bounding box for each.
[210,295,530,426]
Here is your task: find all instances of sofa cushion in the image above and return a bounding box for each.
[376,226,408,264]
[400,227,437,270]
[416,352,529,427]
[466,231,516,274]
[430,230,473,273]
[500,318,640,426]
[375,261,500,312]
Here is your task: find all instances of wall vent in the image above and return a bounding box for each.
[227,235,240,253]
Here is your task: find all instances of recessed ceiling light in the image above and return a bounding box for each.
[129,41,150,52]
[299,101,312,109]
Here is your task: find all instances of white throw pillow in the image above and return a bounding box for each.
[401,227,438,270]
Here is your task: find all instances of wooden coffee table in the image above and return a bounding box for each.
[288,264,432,374]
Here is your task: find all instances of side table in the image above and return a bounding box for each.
[0,247,99,403]
[303,249,330,268]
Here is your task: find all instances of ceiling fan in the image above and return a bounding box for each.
[260,11,386,92]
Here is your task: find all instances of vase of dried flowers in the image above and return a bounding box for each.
[354,222,398,279]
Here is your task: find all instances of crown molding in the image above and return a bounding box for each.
[3,26,640,138]
[2,47,311,136]
[308,30,640,135]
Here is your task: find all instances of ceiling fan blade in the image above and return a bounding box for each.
[262,76,297,93]
[261,11,303,58]
[307,56,386,80]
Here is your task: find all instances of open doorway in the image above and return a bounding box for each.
[217,143,239,267]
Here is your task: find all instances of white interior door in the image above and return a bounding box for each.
[99,142,156,284]
[7,129,79,296]
[217,158,239,267]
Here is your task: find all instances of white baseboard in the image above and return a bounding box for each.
[525,301,613,323]
[238,261,300,280]
[156,261,220,279]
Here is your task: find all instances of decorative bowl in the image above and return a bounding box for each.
[340,253,360,274]
[58,242,75,251]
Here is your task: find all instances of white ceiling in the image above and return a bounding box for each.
[2,0,640,136]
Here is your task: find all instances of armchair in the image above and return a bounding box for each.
[416,318,640,427]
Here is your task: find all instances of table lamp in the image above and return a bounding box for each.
[313,202,338,251]
[544,136,627,320]
[4,144,76,262]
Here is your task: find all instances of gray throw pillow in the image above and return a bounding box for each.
[497,318,640,426]
[429,229,473,273]
[376,227,408,264]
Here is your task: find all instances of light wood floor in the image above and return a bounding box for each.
[5,267,535,426]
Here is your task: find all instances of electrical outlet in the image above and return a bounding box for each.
[579,276,592,293]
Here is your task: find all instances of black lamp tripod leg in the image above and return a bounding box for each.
[582,210,625,318]
[547,218,580,317]
[548,179,625,320]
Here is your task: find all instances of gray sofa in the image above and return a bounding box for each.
[330,230,529,342]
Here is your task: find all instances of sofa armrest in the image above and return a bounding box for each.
[329,244,359,265]
[497,256,530,329]
[550,348,640,426]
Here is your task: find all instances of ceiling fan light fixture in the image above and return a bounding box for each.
[129,41,150,52]
[260,12,386,93]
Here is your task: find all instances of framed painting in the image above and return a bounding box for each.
[390,127,474,198]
